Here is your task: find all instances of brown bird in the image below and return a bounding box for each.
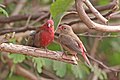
[57,25,91,65]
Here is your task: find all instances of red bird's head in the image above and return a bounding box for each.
[41,19,54,33]
[47,20,54,27]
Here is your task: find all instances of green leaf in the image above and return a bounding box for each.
[44,58,53,70]
[53,61,67,77]
[92,66,107,80]
[8,54,25,64]
[32,57,45,73]
[0,7,9,17]
[98,0,110,5]
[108,53,120,65]
[71,63,90,79]
[101,71,107,79]
[9,38,16,44]
[50,0,74,29]
[48,42,61,51]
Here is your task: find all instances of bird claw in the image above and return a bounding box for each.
[62,54,76,61]
[71,56,78,64]
[44,48,49,53]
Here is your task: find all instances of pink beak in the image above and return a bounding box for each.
[58,25,63,30]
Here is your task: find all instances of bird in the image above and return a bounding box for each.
[27,19,54,49]
[57,24,91,65]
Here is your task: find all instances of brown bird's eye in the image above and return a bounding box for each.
[64,27,66,29]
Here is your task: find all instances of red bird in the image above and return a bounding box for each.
[27,20,54,49]
[57,25,91,65]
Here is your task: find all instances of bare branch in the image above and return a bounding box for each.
[83,0,108,24]
[0,12,49,23]
[0,0,118,24]
[0,26,35,35]
[77,34,120,38]
[86,53,120,72]
[75,0,120,32]
[0,43,77,65]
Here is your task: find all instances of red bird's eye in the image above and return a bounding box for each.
[48,23,51,28]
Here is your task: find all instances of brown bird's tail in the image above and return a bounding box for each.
[79,44,91,66]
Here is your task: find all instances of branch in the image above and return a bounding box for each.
[0,12,49,23]
[85,0,119,13]
[0,43,77,65]
[0,26,35,35]
[86,53,120,72]
[83,0,108,24]
[77,34,120,38]
[0,0,117,24]
[75,0,120,32]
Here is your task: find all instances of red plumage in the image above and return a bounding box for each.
[28,20,54,48]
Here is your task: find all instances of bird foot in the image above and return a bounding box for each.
[71,56,78,64]
[44,48,49,53]
[62,54,76,61]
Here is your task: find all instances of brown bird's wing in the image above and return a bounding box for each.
[71,34,91,65]
[59,34,81,53]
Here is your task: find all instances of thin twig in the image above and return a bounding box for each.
[86,53,120,72]
[0,12,49,23]
[77,34,120,38]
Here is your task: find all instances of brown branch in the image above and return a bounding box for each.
[0,26,35,35]
[0,12,49,23]
[0,43,120,72]
[83,0,108,24]
[66,12,112,26]
[0,0,117,24]
[85,0,118,13]
[77,34,120,38]
[0,43,77,65]
[86,53,120,72]
[75,0,120,32]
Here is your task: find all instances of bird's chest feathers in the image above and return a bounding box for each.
[40,31,54,46]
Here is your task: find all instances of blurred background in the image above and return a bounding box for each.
[0,0,120,80]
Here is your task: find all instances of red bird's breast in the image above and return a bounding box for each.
[39,30,54,47]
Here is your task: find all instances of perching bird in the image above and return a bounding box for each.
[27,19,54,49]
[57,25,91,65]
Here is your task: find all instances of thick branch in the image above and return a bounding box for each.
[0,43,77,65]
[75,0,120,32]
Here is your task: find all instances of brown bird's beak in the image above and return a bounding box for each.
[58,25,63,30]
